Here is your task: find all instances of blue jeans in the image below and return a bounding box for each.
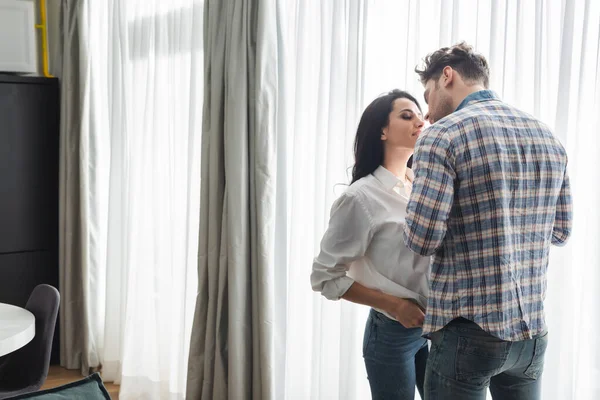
[363,309,429,400]
[425,318,548,400]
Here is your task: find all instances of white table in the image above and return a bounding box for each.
[0,303,35,357]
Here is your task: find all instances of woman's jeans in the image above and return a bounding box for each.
[363,308,429,399]
[424,317,548,400]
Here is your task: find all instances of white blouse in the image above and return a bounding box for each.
[311,166,430,316]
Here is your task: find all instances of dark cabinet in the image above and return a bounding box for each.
[0,75,60,364]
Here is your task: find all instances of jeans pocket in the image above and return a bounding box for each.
[524,331,549,380]
[363,314,377,357]
[456,336,511,385]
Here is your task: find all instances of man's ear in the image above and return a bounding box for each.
[442,66,454,88]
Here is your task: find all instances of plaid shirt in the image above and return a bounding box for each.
[404,90,572,341]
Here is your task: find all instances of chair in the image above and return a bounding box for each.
[0,285,60,399]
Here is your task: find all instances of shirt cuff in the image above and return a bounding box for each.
[321,276,355,300]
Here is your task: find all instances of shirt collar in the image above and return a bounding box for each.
[455,89,499,112]
[372,166,412,190]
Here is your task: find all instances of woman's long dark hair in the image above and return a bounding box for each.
[351,89,422,184]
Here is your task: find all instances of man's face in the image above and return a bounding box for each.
[423,76,454,123]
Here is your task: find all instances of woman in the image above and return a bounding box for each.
[311,90,430,400]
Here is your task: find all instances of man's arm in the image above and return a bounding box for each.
[404,127,456,256]
[551,167,572,246]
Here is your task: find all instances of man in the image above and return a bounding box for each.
[403,42,573,399]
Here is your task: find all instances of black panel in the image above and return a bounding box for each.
[0,80,59,253]
[0,76,60,364]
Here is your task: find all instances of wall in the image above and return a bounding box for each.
[46,0,60,77]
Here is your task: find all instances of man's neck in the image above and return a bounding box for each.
[452,85,486,111]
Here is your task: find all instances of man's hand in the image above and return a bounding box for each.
[386,297,425,328]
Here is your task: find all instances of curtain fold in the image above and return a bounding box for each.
[59,1,203,398]
[186,1,278,399]
[58,0,97,375]
[280,2,370,399]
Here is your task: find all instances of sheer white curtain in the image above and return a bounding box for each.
[277,2,368,399]
[279,1,600,399]
[79,0,202,398]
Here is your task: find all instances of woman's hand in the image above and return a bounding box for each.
[386,297,425,328]
[341,282,425,328]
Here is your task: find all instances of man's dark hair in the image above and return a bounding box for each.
[415,42,490,88]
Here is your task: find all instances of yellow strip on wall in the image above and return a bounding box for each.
[34,0,53,78]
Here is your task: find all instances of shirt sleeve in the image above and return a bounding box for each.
[404,127,456,256]
[311,192,374,300]
[551,167,573,246]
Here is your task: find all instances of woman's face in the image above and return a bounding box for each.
[381,98,425,150]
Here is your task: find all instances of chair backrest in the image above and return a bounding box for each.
[9,284,60,388]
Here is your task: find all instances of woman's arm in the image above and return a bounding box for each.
[311,193,372,300]
[342,282,425,328]
[311,192,425,328]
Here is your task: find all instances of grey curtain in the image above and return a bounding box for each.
[58,0,98,375]
[186,1,280,399]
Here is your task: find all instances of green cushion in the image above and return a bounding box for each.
[5,373,112,400]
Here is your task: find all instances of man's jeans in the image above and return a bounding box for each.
[425,318,548,400]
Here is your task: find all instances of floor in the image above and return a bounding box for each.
[42,366,120,399]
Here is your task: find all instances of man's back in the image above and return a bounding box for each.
[404,90,572,341]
